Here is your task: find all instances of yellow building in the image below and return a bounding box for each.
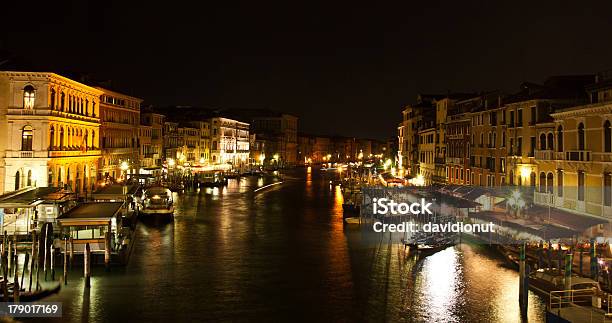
[418,127,436,185]
[0,71,102,194]
[540,101,612,219]
[96,87,142,181]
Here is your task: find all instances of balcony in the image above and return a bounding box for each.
[565,150,591,162]
[20,151,33,158]
[48,149,101,157]
[535,150,555,160]
[447,134,464,140]
[534,191,554,206]
[7,108,99,123]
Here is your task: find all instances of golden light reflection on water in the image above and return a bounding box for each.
[416,247,461,321]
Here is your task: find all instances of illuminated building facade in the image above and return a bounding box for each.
[97,87,142,180]
[140,112,164,168]
[534,74,612,219]
[209,117,250,168]
[0,72,102,194]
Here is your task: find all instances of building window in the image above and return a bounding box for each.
[50,88,56,110]
[547,133,554,151]
[530,172,536,187]
[578,123,585,150]
[605,121,612,153]
[557,170,563,197]
[23,85,35,109]
[557,125,563,152]
[605,173,612,207]
[15,171,20,190]
[547,173,553,194]
[540,133,546,150]
[578,171,585,201]
[27,170,32,187]
[540,172,547,192]
[21,126,33,151]
[50,126,55,149]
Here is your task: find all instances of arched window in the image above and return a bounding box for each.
[58,168,63,188]
[530,172,536,187]
[547,133,554,151]
[557,169,563,197]
[547,172,554,194]
[21,126,33,151]
[59,127,65,149]
[23,85,35,109]
[539,172,546,192]
[27,170,32,186]
[578,123,585,150]
[605,120,611,153]
[50,88,56,110]
[539,133,546,150]
[14,171,20,190]
[60,92,65,111]
[49,126,55,149]
[557,125,563,152]
[509,170,514,185]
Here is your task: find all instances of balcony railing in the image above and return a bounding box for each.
[565,150,591,162]
[48,150,101,157]
[535,150,555,160]
[534,191,554,206]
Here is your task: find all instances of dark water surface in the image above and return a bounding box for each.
[40,168,545,322]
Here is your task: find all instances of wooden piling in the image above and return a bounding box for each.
[12,253,19,303]
[63,238,68,285]
[29,231,36,292]
[7,240,12,275]
[104,231,111,271]
[519,243,528,318]
[21,253,29,292]
[50,246,55,281]
[84,243,91,288]
[1,252,8,301]
[69,237,74,270]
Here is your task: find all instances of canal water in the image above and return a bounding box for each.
[40,167,546,322]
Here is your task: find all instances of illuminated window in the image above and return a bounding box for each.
[23,85,35,109]
[21,126,33,151]
[604,121,611,153]
[578,123,585,150]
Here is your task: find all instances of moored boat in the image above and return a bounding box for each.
[140,186,174,218]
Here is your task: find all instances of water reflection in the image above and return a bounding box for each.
[41,168,545,322]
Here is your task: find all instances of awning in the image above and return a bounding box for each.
[527,205,609,233]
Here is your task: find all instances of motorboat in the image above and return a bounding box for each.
[140,186,174,218]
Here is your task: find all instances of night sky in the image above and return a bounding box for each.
[2,1,612,139]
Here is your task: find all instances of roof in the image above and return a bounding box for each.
[58,202,123,220]
[0,187,74,207]
[93,183,139,196]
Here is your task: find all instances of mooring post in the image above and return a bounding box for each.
[50,245,55,281]
[558,244,564,275]
[69,237,74,270]
[564,251,573,290]
[29,230,36,292]
[84,243,91,289]
[7,240,12,276]
[43,224,48,281]
[21,253,29,292]
[547,240,553,269]
[1,252,8,301]
[591,239,598,280]
[519,242,528,319]
[63,238,68,285]
[13,252,19,303]
[104,231,111,272]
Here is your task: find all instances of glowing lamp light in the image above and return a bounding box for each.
[273,154,279,161]
[168,158,175,167]
[200,157,205,164]
[520,166,531,179]
[120,161,129,171]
